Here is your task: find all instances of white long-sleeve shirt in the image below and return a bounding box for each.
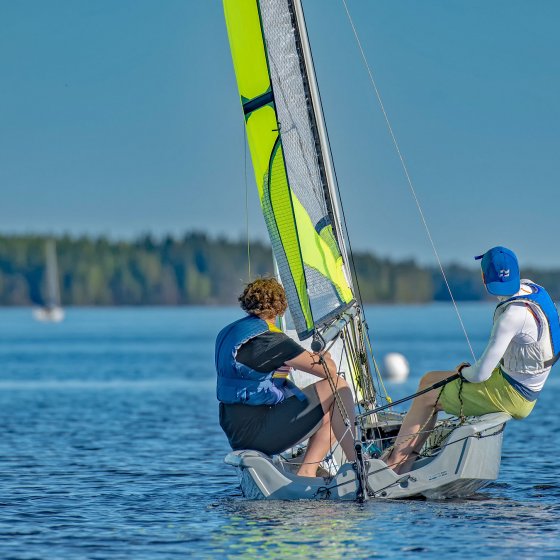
[461,283,552,394]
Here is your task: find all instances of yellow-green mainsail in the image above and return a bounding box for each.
[223,0,353,340]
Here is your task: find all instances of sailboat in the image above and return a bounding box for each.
[222,0,510,500]
[33,239,65,323]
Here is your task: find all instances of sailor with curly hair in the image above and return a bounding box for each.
[216,277,356,477]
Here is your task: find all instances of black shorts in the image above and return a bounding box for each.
[219,384,324,456]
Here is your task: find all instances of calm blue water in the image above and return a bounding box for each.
[0,305,558,559]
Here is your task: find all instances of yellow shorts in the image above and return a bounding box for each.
[439,367,536,420]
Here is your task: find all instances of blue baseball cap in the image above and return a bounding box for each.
[474,246,520,296]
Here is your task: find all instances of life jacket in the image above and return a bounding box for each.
[215,314,306,406]
[495,281,560,373]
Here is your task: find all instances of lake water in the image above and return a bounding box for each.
[0,305,558,559]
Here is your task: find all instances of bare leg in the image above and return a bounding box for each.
[297,377,356,476]
[385,371,450,474]
[316,379,356,461]
[296,413,332,477]
[395,407,438,474]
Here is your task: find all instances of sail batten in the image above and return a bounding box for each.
[224,0,354,339]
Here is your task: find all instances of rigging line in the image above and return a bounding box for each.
[352,320,376,401]
[243,123,251,280]
[345,322,374,406]
[340,0,476,362]
[364,326,391,404]
[340,332,363,411]
[320,354,351,429]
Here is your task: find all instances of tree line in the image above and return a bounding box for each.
[0,233,558,305]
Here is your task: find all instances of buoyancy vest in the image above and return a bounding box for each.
[495,281,560,374]
[215,314,306,406]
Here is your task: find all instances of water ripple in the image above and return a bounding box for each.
[0,307,558,559]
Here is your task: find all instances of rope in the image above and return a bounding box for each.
[287,342,352,472]
[320,354,351,428]
[340,332,363,405]
[366,330,391,405]
[457,377,466,422]
[285,351,353,474]
[340,0,476,363]
[349,318,377,405]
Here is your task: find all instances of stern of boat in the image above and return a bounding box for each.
[224,450,359,500]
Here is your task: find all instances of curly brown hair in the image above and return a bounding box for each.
[239,277,288,318]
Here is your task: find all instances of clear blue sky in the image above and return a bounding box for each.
[1,1,559,267]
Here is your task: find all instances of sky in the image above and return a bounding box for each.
[1,0,559,267]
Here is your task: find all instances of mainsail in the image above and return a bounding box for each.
[224,0,354,340]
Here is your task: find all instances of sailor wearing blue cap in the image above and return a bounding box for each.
[383,247,560,474]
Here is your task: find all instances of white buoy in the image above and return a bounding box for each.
[382,352,410,383]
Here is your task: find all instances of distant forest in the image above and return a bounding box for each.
[1,233,559,305]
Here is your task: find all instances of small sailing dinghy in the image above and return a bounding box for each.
[33,239,65,323]
[222,0,510,500]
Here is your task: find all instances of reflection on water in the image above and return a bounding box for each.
[210,500,375,559]
[0,306,558,559]
[207,494,560,559]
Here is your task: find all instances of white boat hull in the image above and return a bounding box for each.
[225,412,511,500]
[33,307,65,323]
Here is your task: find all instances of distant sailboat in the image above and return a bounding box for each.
[33,239,65,323]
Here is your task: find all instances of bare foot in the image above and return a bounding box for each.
[379,448,394,464]
[296,466,318,477]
